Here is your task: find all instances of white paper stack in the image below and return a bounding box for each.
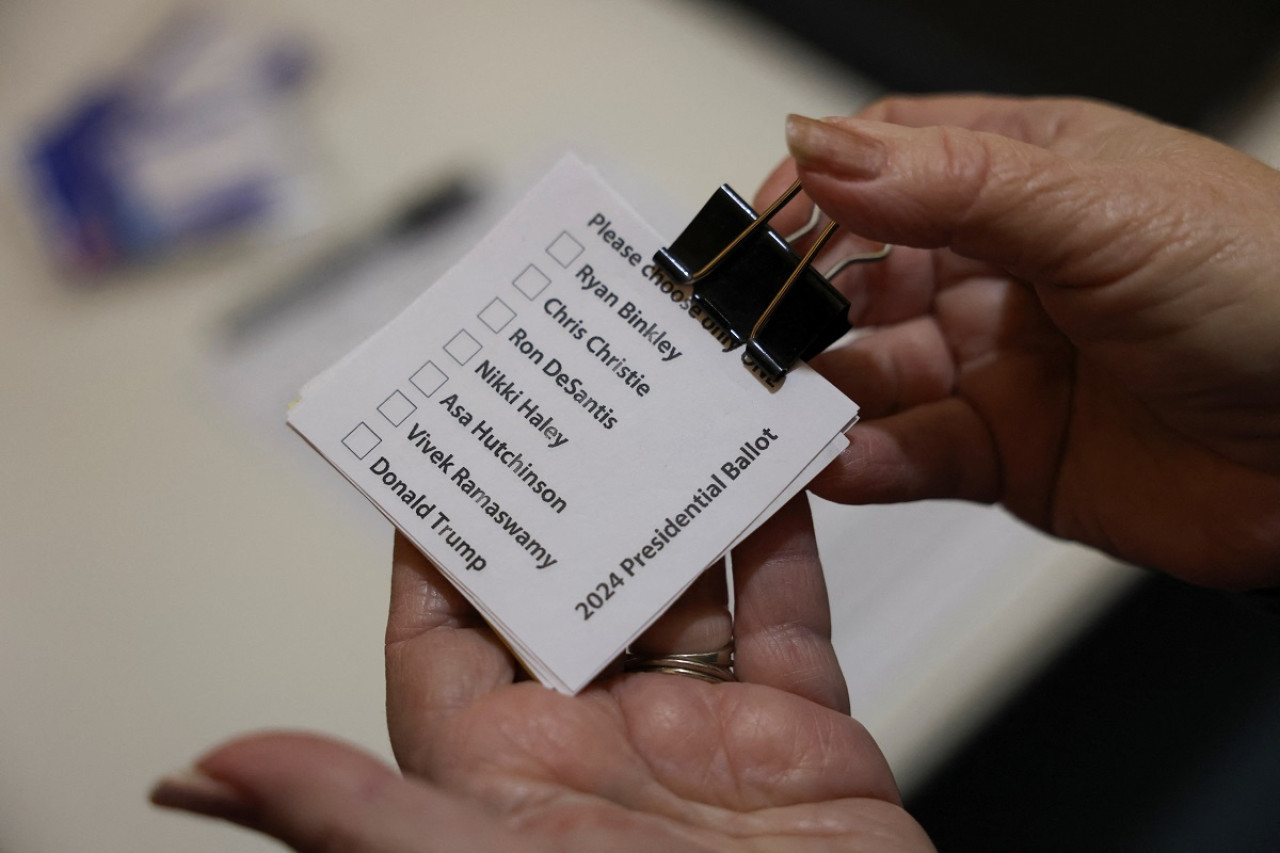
[288,155,858,693]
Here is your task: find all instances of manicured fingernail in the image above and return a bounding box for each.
[150,768,256,823]
[786,114,886,180]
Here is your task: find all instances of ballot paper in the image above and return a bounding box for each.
[288,155,858,693]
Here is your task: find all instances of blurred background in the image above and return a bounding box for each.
[2,1,1279,851]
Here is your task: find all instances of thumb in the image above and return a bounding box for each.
[784,113,1154,290]
[150,732,529,852]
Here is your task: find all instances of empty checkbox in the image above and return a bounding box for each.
[546,231,584,267]
[479,298,516,333]
[378,390,417,426]
[512,264,550,300]
[410,361,448,398]
[342,422,382,459]
[444,329,481,365]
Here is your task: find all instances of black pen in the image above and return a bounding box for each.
[222,175,477,343]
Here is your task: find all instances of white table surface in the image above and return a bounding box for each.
[4,2,1277,851]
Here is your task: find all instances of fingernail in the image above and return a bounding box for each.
[150,768,256,823]
[786,114,886,180]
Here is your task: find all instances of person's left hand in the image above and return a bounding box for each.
[151,496,934,852]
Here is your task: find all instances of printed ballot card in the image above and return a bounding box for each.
[289,155,858,693]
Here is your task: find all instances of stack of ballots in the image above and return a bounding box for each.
[288,155,858,693]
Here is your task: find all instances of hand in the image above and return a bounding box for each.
[151,497,935,852]
[767,95,1280,588]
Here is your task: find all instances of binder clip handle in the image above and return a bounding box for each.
[654,179,806,286]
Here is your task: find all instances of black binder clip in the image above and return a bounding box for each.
[654,179,889,384]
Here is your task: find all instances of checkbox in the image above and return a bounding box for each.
[378,390,417,426]
[478,298,516,333]
[342,422,382,459]
[546,231,584,267]
[410,361,448,398]
[512,264,550,300]
[444,329,482,365]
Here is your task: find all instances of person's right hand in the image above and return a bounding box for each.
[761,95,1280,588]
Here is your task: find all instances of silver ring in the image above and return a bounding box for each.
[624,642,735,683]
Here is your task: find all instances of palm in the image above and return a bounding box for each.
[384,500,933,852]
[394,678,912,850]
[158,499,934,852]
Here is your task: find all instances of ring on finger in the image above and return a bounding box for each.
[623,642,735,683]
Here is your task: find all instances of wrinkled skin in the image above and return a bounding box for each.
[153,498,934,852]
[774,96,1280,588]
[151,95,1280,851]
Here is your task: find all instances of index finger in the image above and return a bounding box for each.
[857,93,1133,151]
